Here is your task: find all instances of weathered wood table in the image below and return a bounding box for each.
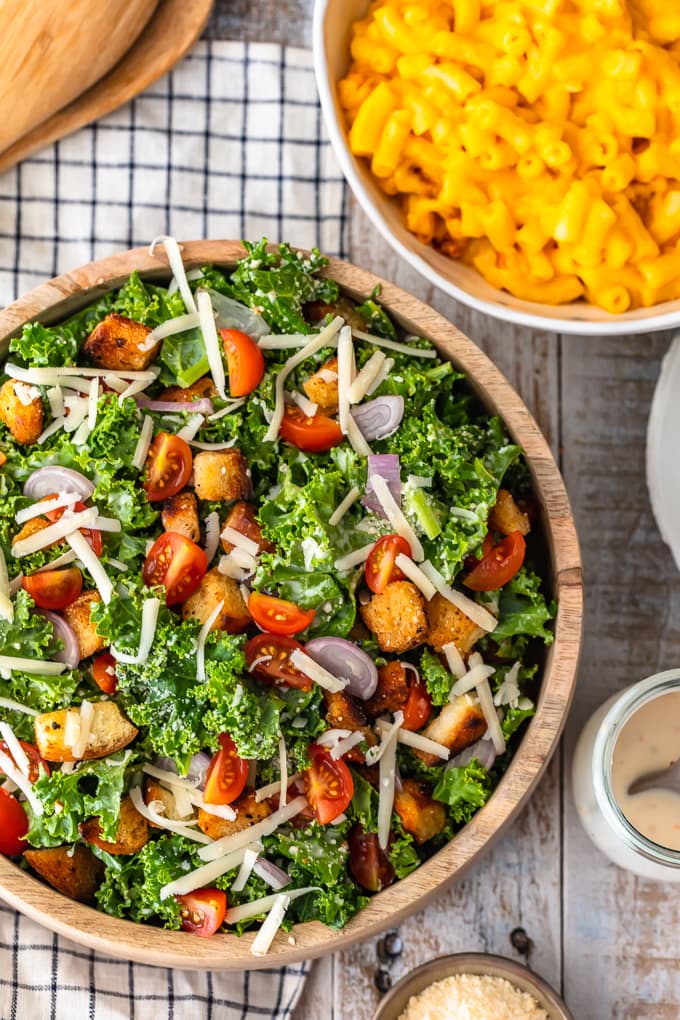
[209,4,680,1018]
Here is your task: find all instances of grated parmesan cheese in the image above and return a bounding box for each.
[334,543,375,572]
[203,511,221,564]
[370,474,424,561]
[159,845,249,900]
[290,390,318,417]
[394,553,437,600]
[328,486,361,527]
[195,600,225,682]
[397,973,549,1020]
[65,530,114,604]
[366,356,395,396]
[289,649,347,694]
[111,598,160,664]
[11,507,98,557]
[221,526,259,557]
[419,560,497,633]
[351,328,438,359]
[250,893,291,957]
[197,289,227,400]
[177,413,204,442]
[199,795,308,862]
[150,236,197,314]
[348,350,386,404]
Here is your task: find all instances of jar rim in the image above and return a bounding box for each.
[593,668,680,868]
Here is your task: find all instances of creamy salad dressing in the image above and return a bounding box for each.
[611,691,680,851]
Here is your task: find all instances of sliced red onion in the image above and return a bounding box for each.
[446,737,497,772]
[252,857,291,891]
[351,396,404,442]
[362,454,401,517]
[304,636,378,700]
[155,751,212,786]
[207,288,270,339]
[36,610,80,670]
[24,467,94,501]
[135,396,214,415]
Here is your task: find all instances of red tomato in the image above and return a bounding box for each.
[303,744,354,825]
[176,887,227,937]
[44,499,103,556]
[92,651,117,694]
[0,787,28,856]
[279,404,344,453]
[364,535,412,595]
[22,567,82,611]
[464,531,526,591]
[348,824,395,892]
[244,634,312,690]
[144,432,193,502]
[463,533,494,573]
[401,672,433,731]
[220,328,265,397]
[203,734,249,806]
[142,532,208,606]
[0,740,49,784]
[248,592,315,637]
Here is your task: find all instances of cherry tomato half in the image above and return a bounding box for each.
[220,328,265,397]
[144,432,193,502]
[364,534,412,595]
[0,787,28,856]
[44,498,103,556]
[203,733,248,806]
[348,824,395,892]
[142,532,208,606]
[464,531,526,591]
[248,592,315,637]
[177,887,227,937]
[463,533,494,573]
[92,651,118,695]
[22,567,82,611]
[0,739,49,784]
[244,633,312,690]
[303,744,354,825]
[279,404,344,453]
[401,671,433,731]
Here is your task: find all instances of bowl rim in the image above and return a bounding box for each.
[312,0,680,336]
[0,241,583,970]
[371,952,575,1020]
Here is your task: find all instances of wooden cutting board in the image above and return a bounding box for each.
[0,0,213,175]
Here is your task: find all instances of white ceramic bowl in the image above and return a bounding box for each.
[313,0,680,335]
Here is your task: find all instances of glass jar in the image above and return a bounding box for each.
[572,668,680,881]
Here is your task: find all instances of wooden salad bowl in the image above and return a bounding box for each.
[0,242,583,969]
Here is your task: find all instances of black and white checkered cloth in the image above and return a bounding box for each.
[0,38,350,1019]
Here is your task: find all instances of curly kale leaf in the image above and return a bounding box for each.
[433,759,493,825]
[493,568,555,644]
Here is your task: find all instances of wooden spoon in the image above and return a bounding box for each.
[628,756,680,796]
[0,0,158,154]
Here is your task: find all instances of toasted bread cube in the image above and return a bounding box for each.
[79,796,148,855]
[24,846,104,901]
[34,701,138,763]
[162,490,200,543]
[0,380,43,445]
[302,356,339,414]
[192,449,251,502]
[324,691,376,761]
[82,313,155,371]
[417,694,487,766]
[12,516,63,551]
[62,591,106,660]
[159,377,217,402]
[489,489,531,537]
[182,567,251,634]
[364,661,410,718]
[305,297,367,332]
[221,501,273,554]
[197,791,270,841]
[360,581,428,653]
[143,779,186,828]
[426,594,484,654]
[393,779,447,845]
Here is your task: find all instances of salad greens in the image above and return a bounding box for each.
[0,239,555,946]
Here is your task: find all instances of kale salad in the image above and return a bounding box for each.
[0,239,554,952]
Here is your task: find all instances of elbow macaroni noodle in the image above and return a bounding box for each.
[340,0,680,311]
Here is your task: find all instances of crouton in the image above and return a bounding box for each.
[12,516,62,551]
[324,691,377,762]
[162,490,200,542]
[159,377,217,402]
[221,501,273,554]
[143,779,186,828]
[489,489,531,537]
[34,701,138,763]
[426,594,484,654]
[79,796,148,855]
[417,694,487,766]
[62,590,106,660]
[360,581,428,653]
[364,661,410,719]
[197,790,270,841]
[24,846,104,901]
[393,779,447,844]
[302,356,339,414]
[182,567,251,633]
[192,449,251,502]
[83,313,156,371]
[0,380,43,444]
[305,297,368,332]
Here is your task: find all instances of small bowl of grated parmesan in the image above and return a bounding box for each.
[372,953,574,1020]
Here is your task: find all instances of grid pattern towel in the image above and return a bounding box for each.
[0,37,349,1020]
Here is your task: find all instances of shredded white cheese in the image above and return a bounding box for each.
[290,390,318,417]
[351,328,438,359]
[87,377,99,433]
[11,506,98,558]
[159,846,249,900]
[196,600,224,682]
[46,386,64,418]
[65,530,113,604]
[337,325,354,435]
[111,598,160,664]
[0,655,66,675]
[377,711,403,850]
[207,400,246,421]
[15,491,79,525]
[150,235,198,314]
[366,356,395,396]
[442,641,466,679]
[0,721,31,778]
[328,486,361,527]
[197,289,227,400]
[132,415,154,471]
[330,731,366,760]
[189,438,237,451]
[250,893,291,957]
[346,414,373,456]
[203,511,220,564]
[144,312,201,347]
[221,526,259,557]
[37,418,66,444]
[177,413,204,442]
[0,547,12,623]
[394,553,437,600]
[334,543,375,572]
[225,886,318,925]
[370,474,424,561]
[217,555,249,581]
[288,649,347,694]
[377,720,450,761]
[494,662,522,707]
[14,382,40,406]
[129,786,211,844]
[366,710,404,767]
[348,350,387,404]
[450,662,496,700]
[70,700,94,759]
[231,844,263,894]
[477,675,506,754]
[254,773,302,803]
[199,795,308,862]
[0,748,43,815]
[0,697,39,717]
[419,560,497,633]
